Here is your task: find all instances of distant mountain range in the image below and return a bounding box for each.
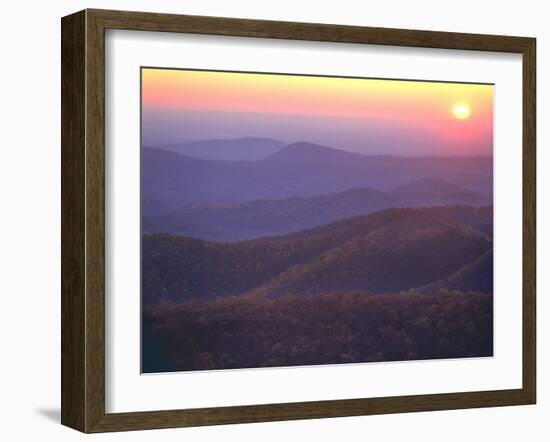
[151,137,286,161]
[141,137,494,373]
[265,141,370,165]
[142,206,493,305]
[143,178,491,241]
[142,141,493,214]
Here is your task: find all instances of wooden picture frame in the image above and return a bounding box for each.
[61,8,536,433]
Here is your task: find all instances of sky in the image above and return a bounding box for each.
[141,68,494,157]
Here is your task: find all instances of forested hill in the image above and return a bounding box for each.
[143,206,493,305]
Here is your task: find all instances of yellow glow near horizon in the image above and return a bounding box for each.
[452,103,471,120]
[142,68,494,155]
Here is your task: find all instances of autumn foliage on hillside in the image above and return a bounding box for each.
[142,289,493,373]
[142,206,493,304]
[141,206,493,373]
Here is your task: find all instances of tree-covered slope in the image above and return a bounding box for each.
[143,290,493,372]
[143,206,493,304]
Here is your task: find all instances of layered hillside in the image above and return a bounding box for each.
[143,180,491,241]
[142,143,493,214]
[143,206,493,305]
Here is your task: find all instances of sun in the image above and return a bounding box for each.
[452,103,471,120]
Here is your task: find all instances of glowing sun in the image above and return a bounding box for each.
[452,103,471,120]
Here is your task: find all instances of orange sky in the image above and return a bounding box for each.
[142,68,494,156]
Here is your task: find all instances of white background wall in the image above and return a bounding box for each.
[0,0,546,440]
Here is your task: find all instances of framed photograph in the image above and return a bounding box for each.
[61,9,536,433]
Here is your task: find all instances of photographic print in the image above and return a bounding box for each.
[141,68,494,373]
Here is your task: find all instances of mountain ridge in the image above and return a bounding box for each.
[152,137,286,161]
[143,180,491,241]
[142,143,493,214]
[142,206,493,305]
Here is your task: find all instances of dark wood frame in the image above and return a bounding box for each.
[61,8,536,433]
